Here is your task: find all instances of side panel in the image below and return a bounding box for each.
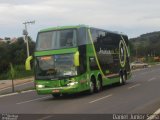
[87,28,131,86]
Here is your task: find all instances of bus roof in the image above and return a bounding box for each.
[39,25,88,32]
[39,25,127,36]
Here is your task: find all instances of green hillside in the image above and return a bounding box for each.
[130,31,160,58]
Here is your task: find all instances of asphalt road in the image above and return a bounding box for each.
[0,65,160,119]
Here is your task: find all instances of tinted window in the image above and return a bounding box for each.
[91,29,99,42]
[37,32,56,50]
[36,29,77,51]
[77,27,88,45]
[93,31,120,74]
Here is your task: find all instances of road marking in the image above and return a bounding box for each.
[21,90,35,93]
[128,84,141,89]
[89,94,112,104]
[38,115,52,120]
[147,108,160,120]
[148,77,156,82]
[16,96,50,105]
[0,93,18,98]
[15,81,34,87]
[0,90,35,98]
[0,81,33,92]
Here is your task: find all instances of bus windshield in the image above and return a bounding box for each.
[36,29,77,51]
[35,54,77,80]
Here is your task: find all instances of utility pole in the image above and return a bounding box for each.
[23,21,35,58]
[10,63,15,93]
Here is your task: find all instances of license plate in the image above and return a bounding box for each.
[52,90,60,93]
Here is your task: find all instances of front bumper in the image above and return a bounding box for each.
[36,85,78,95]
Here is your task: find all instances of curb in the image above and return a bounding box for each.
[0,89,35,98]
[0,80,34,90]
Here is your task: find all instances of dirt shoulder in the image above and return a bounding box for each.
[0,77,34,89]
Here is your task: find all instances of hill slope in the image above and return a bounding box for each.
[129,31,160,57]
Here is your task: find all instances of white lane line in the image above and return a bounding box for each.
[21,90,35,93]
[0,90,35,98]
[0,93,18,98]
[38,115,52,120]
[89,94,112,104]
[148,77,156,82]
[147,108,160,120]
[16,96,51,105]
[15,81,34,87]
[0,81,33,92]
[128,84,141,89]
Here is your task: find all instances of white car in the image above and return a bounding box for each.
[131,61,148,69]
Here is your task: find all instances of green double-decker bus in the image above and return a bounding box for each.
[26,25,131,97]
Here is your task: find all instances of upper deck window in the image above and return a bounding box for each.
[36,29,77,51]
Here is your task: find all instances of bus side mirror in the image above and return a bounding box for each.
[74,51,80,66]
[25,56,33,70]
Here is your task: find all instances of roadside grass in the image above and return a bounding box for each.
[0,64,34,80]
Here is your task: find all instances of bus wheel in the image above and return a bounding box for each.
[52,94,61,98]
[97,75,103,92]
[89,80,94,94]
[119,75,123,85]
[122,74,127,85]
[97,79,102,92]
[119,74,126,85]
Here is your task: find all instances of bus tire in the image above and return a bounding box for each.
[89,77,96,94]
[97,75,103,92]
[122,70,127,85]
[52,94,61,98]
[119,70,126,85]
[119,74,126,85]
[122,74,126,85]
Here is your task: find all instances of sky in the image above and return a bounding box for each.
[0,0,160,40]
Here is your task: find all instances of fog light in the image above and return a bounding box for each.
[67,82,78,86]
[36,84,45,88]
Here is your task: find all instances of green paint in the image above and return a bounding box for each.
[35,48,78,56]
[39,25,88,32]
[88,29,106,77]
[25,56,33,70]
[119,35,129,67]
[74,51,80,66]
[119,40,127,67]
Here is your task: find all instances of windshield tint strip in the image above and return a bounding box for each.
[34,48,78,56]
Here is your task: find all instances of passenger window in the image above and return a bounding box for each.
[91,29,99,42]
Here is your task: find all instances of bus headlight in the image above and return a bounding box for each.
[36,84,45,88]
[67,82,78,86]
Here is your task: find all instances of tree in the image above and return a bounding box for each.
[0,36,35,74]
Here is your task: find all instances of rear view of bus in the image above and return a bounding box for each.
[30,25,131,97]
